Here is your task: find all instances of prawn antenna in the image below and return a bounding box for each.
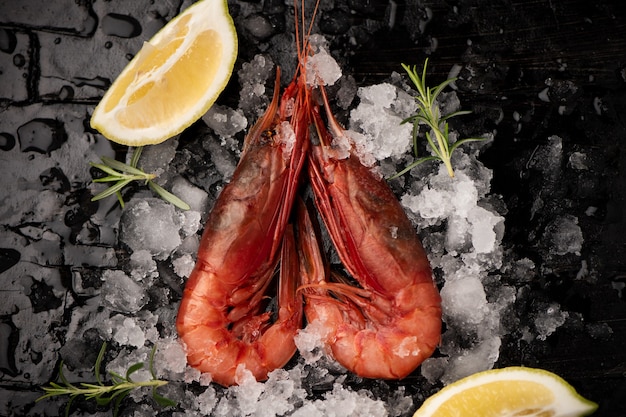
[293,0,321,76]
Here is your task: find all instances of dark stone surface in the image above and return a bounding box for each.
[1,0,625,415]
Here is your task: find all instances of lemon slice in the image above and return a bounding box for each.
[91,0,237,146]
[413,367,598,417]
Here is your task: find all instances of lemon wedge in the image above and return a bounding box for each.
[413,367,598,417]
[91,0,237,146]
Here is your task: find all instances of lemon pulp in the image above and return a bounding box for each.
[413,367,598,417]
[435,380,555,417]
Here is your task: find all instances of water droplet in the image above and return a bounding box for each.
[0,28,17,54]
[348,0,383,16]
[13,54,25,68]
[104,41,113,49]
[143,13,167,38]
[65,206,90,228]
[40,167,71,193]
[29,350,42,364]
[58,85,74,100]
[54,37,61,45]
[101,13,142,38]
[0,248,20,274]
[0,321,18,377]
[17,118,68,154]
[78,3,99,37]
[29,278,62,313]
[0,133,16,151]
[72,220,100,245]
[73,75,110,89]
[320,9,352,35]
[244,14,276,41]
[263,0,286,14]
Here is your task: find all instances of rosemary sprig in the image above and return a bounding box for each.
[90,146,190,210]
[37,342,176,417]
[392,59,486,179]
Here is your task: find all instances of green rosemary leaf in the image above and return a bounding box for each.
[449,136,488,153]
[116,191,125,209]
[431,77,456,101]
[148,181,190,211]
[91,179,133,201]
[100,156,147,177]
[38,342,174,416]
[108,371,126,385]
[89,162,123,177]
[440,110,473,122]
[126,362,145,381]
[388,156,440,179]
[94,342,106,385]
[92,175,125,183]
[64,396,74,417]
[89,144,186,209]
[95,395,114,406]
[130,146,143,168]
[149,345,158,380]
[152,388,178,407]
[112,389,133,417]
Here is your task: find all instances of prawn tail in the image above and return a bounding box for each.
[257,225,303,373]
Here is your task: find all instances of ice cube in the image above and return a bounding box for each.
[119,198,183,260]
[295,321,329,364]
[468,206,504,254]
[440,336,502,384]
[172,253,194,278]
[195,386,218,415]
[349,83,413,161]
[100,269,147,313]
[544,215,583,256]
[155,337,188,376]
[202,104,248,137]
[306,43,342,86]
[170,176,209,213]
[136,137,178,178]
[535,302,569,340]
[111,315,146,348]
[129,249,158,282]
[440,274,488,327]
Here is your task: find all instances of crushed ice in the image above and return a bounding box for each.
[6,34,588,417]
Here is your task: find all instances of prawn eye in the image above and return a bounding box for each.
[261,129,276,142]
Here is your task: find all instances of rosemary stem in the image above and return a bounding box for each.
[433,129,455,178]
[86,379,168,396]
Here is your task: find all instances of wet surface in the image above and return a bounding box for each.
[1,0,626,416]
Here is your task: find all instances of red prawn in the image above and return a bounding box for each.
[176,0,441,386]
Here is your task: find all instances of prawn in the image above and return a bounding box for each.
[177,0,441,385]
[175,65,311,386]
[300,85,442,379]
[175,0,321,387]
